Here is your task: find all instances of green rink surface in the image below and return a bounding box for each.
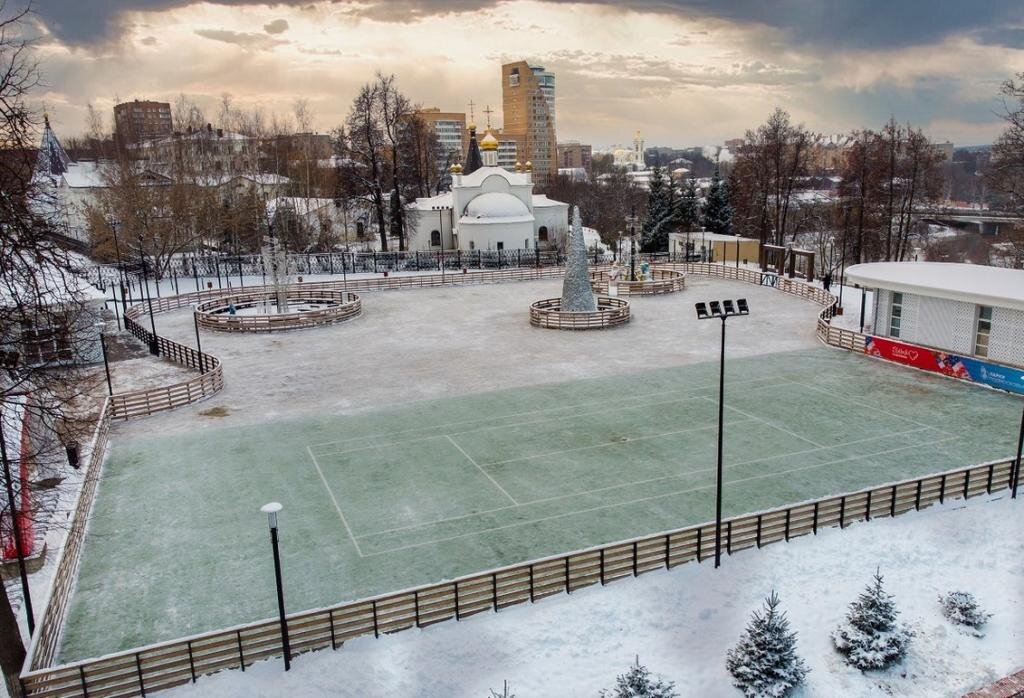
[60,347,1023,661]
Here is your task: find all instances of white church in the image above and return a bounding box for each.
[407,126,569,252]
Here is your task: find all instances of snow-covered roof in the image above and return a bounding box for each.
[409,193,452,211]
[62,161,107,188]
[0,247,106,307]
[457,166,530,188]
[267,197,335,218]
[531,194,568,208]
[846,262,1024,312]
[463,192,531,222]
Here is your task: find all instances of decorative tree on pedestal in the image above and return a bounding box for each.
[832,569,913,670]
[261,235,293,313]
[726,590,808,697]
[561,205,597,312]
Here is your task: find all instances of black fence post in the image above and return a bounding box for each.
[454,581,460,620]
[986,463,995,493]
[890,484,898,517]
[838,496,846,529]
[939,474,947,503]
[372,600,379,638]
[963,469,971,498]
[565,557,571,592]
[915,480,923,510]
[726,520,733,553]
[664,534,670,568]
[236,630,245,671]
[784,509,791,541]
[413,591,420,628]
[632,541,639,576]
[186,641,196,682]
[599,549,606,585]
[135,653,147,696]
[865,490,873,521]
[492,573,498,609]
[329,609,338,648]
[696,527,702,561]
[812,502,819,534]
[528,565,535,602]
[755,514,763,546]
[79,666,89,697]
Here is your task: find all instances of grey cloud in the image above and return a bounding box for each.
[193,28,288,49]
[31,0,1024,50]
[263,18,289,34]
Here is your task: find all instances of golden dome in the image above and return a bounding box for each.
[451,163,463,174]
[514,161,522,172]
[524,160,533,171]
[467,122,476,131]
[480,130,499,152]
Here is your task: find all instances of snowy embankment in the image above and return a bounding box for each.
[167,494,1023,698]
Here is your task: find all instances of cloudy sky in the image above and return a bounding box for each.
[26,0,1024,148]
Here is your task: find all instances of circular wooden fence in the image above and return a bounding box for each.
[529,296,631,330]
[589,267,685,296]
[195,289,361,332]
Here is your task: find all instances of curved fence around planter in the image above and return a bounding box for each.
[195,290,361,333]
[529,296,631,330]
[589,267,685,295]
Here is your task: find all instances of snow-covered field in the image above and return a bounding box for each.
[166,494,1023,698]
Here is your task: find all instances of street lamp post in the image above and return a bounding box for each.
[110,220,129,314]
[1012,404,1023,500]
[261,502,291,670]
[695,298,750,568]
[136,234,159,355]
[0,397,35,635]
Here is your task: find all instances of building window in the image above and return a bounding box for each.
[356,221,365,237]
[889,292,903,338]
[497,241,504,250]
[538,226,548,242]
[975,306,992,357]
[430,230,441,247]
[469,241,475,250]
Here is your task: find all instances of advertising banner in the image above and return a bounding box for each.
[864,336,1024,395]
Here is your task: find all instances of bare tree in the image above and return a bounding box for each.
[344,82,388,250]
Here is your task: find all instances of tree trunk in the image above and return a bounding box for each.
[0,588,26,698]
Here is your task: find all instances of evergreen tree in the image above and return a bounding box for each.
[701,168,734,235]
[832,569,913,670]
[641,166,673,252]
[674,177,700,232]
[726,591,808,698]
[599,656,678,698]
[938,591,991,636]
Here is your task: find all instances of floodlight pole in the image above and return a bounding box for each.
[714,313,727,568]
[262,503,291,671]
[1012,403,1023,499]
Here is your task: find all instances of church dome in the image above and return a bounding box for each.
[465,192,530,219]
[480,130,499,151]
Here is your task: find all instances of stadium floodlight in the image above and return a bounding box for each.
[260,501,291,670]
[693,299,752,568]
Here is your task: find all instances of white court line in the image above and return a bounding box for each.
[358,435,962,557]
[709,397,828,449]
[314,391,731,460]
[479,418,752,468]
[445,435,519,506]
[782,378,938,430]
[306,374,784,452]
[356,424,937,542]
[306,446,364,557]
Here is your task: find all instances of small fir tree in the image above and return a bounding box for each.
[832,569,913,670]
[641,166,673,252]
[939,591,991,636]
[701,167,734,236]
[599,656,678,698]
[674,177,700,232]
[726,590,808,698]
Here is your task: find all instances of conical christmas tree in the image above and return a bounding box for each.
[599,656,678,698]
[701,168,733,236]
[726,590,808,697]
[560,205,597,312]
[832,569,913,670]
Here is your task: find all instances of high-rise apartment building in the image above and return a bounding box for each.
[557,141,592,171]
[113,99,173,146]
[416,107,469,161]
[501,61,556,187]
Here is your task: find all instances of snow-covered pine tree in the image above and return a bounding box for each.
[674,177,700,233]
[725,590,808,698]
[700,167,734,236]
[599,656,678,698]
[832,569,913,670]
[939,591,991,636]
[641,166,673,252]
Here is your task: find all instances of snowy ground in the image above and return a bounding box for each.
[165,494,1024,698]
[112,275,822,438]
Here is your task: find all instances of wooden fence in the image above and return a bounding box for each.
[18,457,1016,698]
[529,296,631,330]
[24,399,112,678]
[195,291,361,333]
[589,268,685,296]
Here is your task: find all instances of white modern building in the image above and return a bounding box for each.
[846,262,1024,367]
[406,129,569,252]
